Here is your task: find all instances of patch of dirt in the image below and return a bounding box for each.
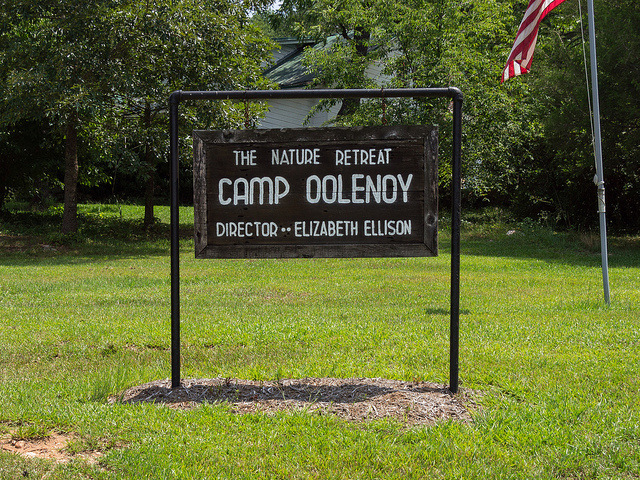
[113,377,475,426]
[0,432,102,464]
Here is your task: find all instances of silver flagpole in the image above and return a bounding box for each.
[586,0,611,304]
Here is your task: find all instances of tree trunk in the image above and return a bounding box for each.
[61,119,79,234]
[0,183,6,210]
[144,161,155,228]
[143,102,155,229]
[337,27,371,117]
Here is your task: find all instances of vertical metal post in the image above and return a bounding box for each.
[449,88,463,394]
[170,91,181,388]
[586,0,611,305]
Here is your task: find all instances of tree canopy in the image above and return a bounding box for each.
[2,0,639,233]
[263,0,640,232]
[0,0,273,230]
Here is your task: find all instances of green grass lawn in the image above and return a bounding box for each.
[1,204,639,478]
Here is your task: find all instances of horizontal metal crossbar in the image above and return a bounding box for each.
[171,87,462,102]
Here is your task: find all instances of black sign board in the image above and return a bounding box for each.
[193,125,438,259]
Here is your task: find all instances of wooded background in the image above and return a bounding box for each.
[2,0,638,233]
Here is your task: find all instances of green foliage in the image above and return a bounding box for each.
[0,0,274,226]
[86,0,274,219]
[271,0,544,201]
[265,0,640,232]
[377,0,543,201]
[0,120,63,208]
[524,0,640,232]
[0,1,112,123]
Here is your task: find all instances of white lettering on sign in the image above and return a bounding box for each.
[216,221,279,238]
[271,148,321,165]
[214,220,413,239]
[364,219,412,236]
[305,174,413,205]
[218,176,290,205]
[335,148,392,165]
[233,150,257,166]
[293,220,359,238]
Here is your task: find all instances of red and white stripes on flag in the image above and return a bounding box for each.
[501,0,567,82]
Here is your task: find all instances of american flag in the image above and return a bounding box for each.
[501,0,568,83]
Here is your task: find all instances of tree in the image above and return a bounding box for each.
[268,0,541,202]
[1,0,273,230]
[375,0,542,201]
[507,0,640,231]
[268,0,392,115]
[0,120,62,209]
[102,0,273,227]
[0,1,117,232]
[263,0,640,231]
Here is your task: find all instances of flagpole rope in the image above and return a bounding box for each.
[578,0,597,169]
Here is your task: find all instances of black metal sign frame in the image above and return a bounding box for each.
[169,87,463,392]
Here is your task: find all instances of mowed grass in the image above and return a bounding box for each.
[0,204,639,479]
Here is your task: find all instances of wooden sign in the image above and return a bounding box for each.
[193,125,438,258]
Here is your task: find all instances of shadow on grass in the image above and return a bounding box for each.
[437,208,640,268]
[3,208,638,269]
[120,378,426,405]
[454,230,640,269]
[114,377,472,426]
[424,307,470,316]
[0,209,193,264]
